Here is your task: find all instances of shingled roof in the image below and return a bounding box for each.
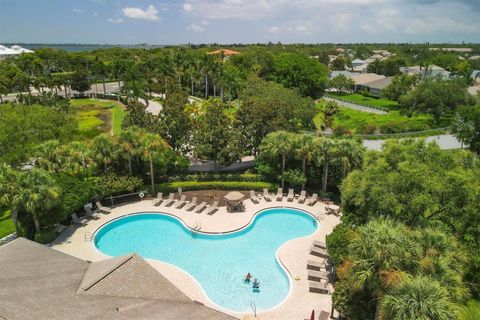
[0,238,236,320]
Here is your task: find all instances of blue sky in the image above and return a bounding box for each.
[1,0,479,44]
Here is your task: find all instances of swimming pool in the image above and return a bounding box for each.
[94,208,318,313]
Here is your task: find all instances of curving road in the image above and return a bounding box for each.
[324,96,388,114]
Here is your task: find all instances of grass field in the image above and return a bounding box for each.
[0,209,15,238]
[315,102,451,135]
[329,93,398,110]
[71,99,125,138]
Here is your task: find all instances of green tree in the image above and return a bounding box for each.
[259,131,294,189]
[328,74,355,93]
[192,99,242,169]
[381,276,463,320]
[140,132,169,193]
[451,104,480,155]
[382,74,417,102]
[331,56,346,71]
[70,68,91,95]
[295,134,314,190]
[118,127,142,175]
[91,134,117,172]
[313,137,335,193]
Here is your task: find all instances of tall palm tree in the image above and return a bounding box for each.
[91,134,117,173]
[334,139,365,179]
[12,169,60,237]
[140,132,169,193]
[61,141,91,176]
[0,164,21,235]
[313,137,335,193]
[347,218,419,319]
[35,140,62,173]
[381,276,462,320]
[260,131,294,189]
[295,134,314,190]
[118,127,142,175]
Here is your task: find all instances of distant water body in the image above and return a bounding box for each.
[4,43,165,52]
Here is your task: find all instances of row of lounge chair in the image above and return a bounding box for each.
[307,240,331,295]
[71,201,112,227]
[251,188,318,206]
[152,193,219,215]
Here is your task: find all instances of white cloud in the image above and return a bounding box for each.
[187,23,206,32]
[361,24,377,33]
[93,11,99,17]
[108,17,124,24]
[183,3,193,12]
[73,8,83,14]
[122,5,160,21]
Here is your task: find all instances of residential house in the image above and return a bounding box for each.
[399,65,451,79]
[0,238,235,320]
[350,73,386,92]
[361,76,394,96]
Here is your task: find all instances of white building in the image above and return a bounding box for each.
[0,44,34,60]
[399,65,451,79]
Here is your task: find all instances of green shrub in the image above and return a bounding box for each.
[50,173,93,222]
[280,169,307,188]
[91,173,144,198]
[333,125,352,136]
[156,181,277,193]
[357,122,377,135]
[379,121,405,134]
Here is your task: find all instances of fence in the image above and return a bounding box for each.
[99,190,149,208]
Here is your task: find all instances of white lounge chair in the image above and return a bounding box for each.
[174,195,187,208]
[286,189,294,202]
[71,213,88,226]
[297,190,307,203]
[250,190,260,204]
[184,197,197,211]
[276,188,283,201]
[309,281,330,294]
[310,245,329,258]
[96,201,111,214]
[163,193,175,207]
[308,270,329,282]
[85,207,100,219]
[307,259,327,271]
[313,240,327,249]
[305,193,318,206]
[205,201,219,215]
[263,188,272,201]
[152,193,163,206]
[194,202,207,213]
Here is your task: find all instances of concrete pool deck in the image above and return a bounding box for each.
[51,196,341,319]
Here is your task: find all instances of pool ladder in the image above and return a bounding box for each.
[84,231,93,242]
[191,221,202,235]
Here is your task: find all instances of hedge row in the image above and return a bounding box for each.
[165,173,265,183]
[155,181,277,193]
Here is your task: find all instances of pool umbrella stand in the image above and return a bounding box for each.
[224,191,245,213]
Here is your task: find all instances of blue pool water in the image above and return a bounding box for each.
[94,208,317,312]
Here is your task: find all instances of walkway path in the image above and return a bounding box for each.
[363,134,463,151]
[324,96,388,114]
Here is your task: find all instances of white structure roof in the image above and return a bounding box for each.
[0,45,18,55]
[10,45,34,53]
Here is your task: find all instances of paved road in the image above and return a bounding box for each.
[324,96,388,115]
[363,134,463,151]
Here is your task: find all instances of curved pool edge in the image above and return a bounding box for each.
[91,206,321,315]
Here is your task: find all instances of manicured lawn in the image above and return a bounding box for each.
[329,93,398,110]
[71,98,125,138]
[315,102,451,135]
[0,209,15,238]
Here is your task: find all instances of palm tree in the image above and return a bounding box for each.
[140,132,169,193]
[12,169,60,237]
[91,134,117,172]
[118,127,142,175]
[381,276,462,320]
[35,140,62,173]
[347,218,419,319]
[313,137,335,193]
[295,134,314,190]
[0,164,21,235]
[334,139,365,179]
[61,141,91,176]
[260,131,294,189]
[201,54,215,99]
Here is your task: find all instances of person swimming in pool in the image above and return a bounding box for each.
[245,272,252,282]
[253,278,260,289]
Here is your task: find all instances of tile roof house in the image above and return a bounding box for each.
[361,76,394,96]
[0,238,236,320]
[399,65,451,79]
